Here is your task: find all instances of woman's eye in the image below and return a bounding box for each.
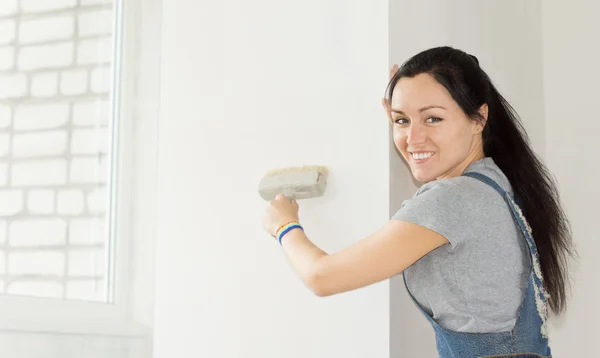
[394,118,409,125]
[427,116,442,124]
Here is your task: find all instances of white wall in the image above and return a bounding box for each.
[388,1,546,356]
[153,0,390,357]
[154,0,597,357]
[541,1,600,355]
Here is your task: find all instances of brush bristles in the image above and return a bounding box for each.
[264,165,328,177]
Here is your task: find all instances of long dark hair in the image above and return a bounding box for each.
[385,46,575,314]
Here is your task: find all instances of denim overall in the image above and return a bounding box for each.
[403,172,552,358]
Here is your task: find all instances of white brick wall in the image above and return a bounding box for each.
[0,46,15,71]
[73,99,109,126]
[12,130,68,157]
[0,163,7,187]
[0,0,114,304]
[70,157,107,183]
[10,219,67,246]
[68,249,104,276]
[27,189,55,214]
[91,66,111,93]
[12,160,68,186]
[72,128,108,154]
[21,0,77,13]
[66,279,104,300]
[77,37,112,65]
[61,69,89,95]
[87,187,106,214]
[0,0,18,16]
[0,190,24,216]
[8,281,63,298]
[0,73,28,98]
[31,72,60,97]
[0,105,11,128]
[19,15,75,44]
[14,103,69,130]
[57,189,85,214]
[9,251,66,275]
[19,42,75,71]
[0,251,5,275]
[0,220,6,244]
[0,20,17,44]
[78,9,113,37]
[0,132,10,157]
[69,218,105,244]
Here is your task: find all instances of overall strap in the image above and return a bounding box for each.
[462,171,550,342]
[461,172,505,197]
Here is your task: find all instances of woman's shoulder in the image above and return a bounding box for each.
[415,157,513,199]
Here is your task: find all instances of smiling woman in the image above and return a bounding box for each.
[262,46,575,358]
[387,73,488,183]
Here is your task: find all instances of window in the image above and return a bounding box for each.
[0,0,119,303]
[0,0,159,337]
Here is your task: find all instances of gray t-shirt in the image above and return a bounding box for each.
[393,157,530,333]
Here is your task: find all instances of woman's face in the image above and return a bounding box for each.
[389,73,486,183]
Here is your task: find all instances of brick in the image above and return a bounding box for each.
[0,20,17,45]
[8,281,63,299]
[14,103,69,131]
[19,42,74,71]
[81,0,112,5]
[66,279,104,301]
[78,9,113,37]
[90,66,110,93]
[57,189,85,215]
[9,218,67,246]
[68,249,105,276]
[0,73,27,99]
[27,189,55,214]
[19,15,74,44]
[0,251,4,275]
[0,46,15,71]
[71,128,108,154]
[12,131,68,158]
[21,0,77,13]
[0,0,18,16]
[69,218,105,245]
[87,187,105,214]
[10,251,66,275]
[70,156,107,183]
[60,69,88,95]
[72,99,109,126]
[0,104,11,128]
[31,72,59,98]
[77,37,111,65]
[0,133,9,157]
[0,190,23,216]
[11,160,67,186]
[0,220,6,244]
[0,163,7,187]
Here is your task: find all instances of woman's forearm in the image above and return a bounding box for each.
[280,228,328,295]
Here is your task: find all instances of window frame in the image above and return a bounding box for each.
[0,0,160,337]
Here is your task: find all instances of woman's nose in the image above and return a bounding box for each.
[406,125,427,145]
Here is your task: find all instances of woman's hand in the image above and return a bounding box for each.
[262,194,300,238]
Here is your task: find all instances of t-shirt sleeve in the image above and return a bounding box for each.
[392,180,472,248]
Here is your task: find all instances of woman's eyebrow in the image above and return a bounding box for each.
[390,105,447,115]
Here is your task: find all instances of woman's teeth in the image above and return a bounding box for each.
[411,152,434,160]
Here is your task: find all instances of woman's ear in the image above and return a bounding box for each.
[475,103,488,133]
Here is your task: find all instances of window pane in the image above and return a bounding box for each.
[0,0,118,302]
